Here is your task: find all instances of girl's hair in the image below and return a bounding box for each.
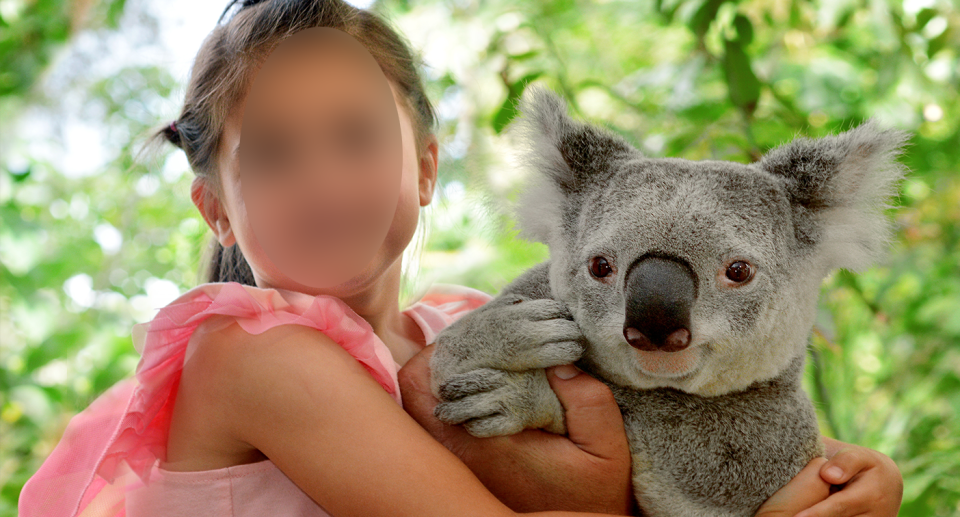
[154,0,436,285]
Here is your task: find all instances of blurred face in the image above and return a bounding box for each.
[197,28,436,295]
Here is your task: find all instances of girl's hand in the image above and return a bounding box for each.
[756,438,902,517]
[400,345,635,515]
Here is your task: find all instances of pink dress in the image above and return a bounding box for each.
[18,282,492,517]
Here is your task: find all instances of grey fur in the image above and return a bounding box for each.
[430,86,908,516]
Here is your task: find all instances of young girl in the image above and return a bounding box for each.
[18,0,902,516]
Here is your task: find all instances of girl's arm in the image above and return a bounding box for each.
[187,321,613,517]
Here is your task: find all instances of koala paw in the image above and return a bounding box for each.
[430,295,584,392]
[434,368,565,438]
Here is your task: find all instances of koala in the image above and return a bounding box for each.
[430,86,908,516]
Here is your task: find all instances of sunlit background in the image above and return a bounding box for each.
[2,0,959,514]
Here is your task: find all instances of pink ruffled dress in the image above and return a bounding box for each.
[18,282,492,517]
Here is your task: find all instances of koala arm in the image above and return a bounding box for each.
[500,261,555,299]
[430,261,574,381]
[430,261,580,437]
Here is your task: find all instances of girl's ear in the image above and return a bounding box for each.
[417,134,439,207]
[191,177,237,247]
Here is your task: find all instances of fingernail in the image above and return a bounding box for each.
[554,364,580,379]
[826,466,843,480]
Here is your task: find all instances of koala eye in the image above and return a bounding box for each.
[589,257,613,279]
[725,261,754,284]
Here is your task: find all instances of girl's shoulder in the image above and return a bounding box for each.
[137,281,401,398]
[18,282,400,517]
[19,282,494,517]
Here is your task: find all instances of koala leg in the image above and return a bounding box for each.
[434,368,566,437]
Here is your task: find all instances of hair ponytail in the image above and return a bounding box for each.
[207,239,256,284]
[162,121,183,149]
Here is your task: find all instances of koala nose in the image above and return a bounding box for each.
[622,255,697,352]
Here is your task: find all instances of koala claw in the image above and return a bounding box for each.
[437,368,508,401]
[512,297,574,321]
[463,413,527,438]
[435,390,505,425]
[434,369,566,438]
[507,338,583,371]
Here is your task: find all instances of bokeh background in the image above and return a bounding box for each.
[2,0,958,514]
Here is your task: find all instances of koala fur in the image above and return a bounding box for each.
[430,86,908,516]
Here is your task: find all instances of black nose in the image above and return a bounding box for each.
[622,255,697,352]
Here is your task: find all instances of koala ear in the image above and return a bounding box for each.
[511,85,636,243]
[758,120,909,272]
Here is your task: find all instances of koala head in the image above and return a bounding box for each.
[512,86,908,397]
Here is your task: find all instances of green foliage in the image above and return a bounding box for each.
[2,0,959,515]
[0,0,127,97]
[388,0,960,513]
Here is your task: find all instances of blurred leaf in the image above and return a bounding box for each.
[104,0,128,28]
[492,71,542,134]
[732,14,752,45]
[721,37,760,114]
[654,0,683,23]
[915,8,938,31]
[928,27,951,58]
[687,0,727,40]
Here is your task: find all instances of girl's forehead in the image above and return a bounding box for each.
[219,27,403,148]
[225,79,406,129]
[244,27,396,113]
[255,29,378,84]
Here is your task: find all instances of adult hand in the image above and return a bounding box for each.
[795,437,902,517]
[756,437,903,517]
[400,345,634,515]
[755,457,832,517]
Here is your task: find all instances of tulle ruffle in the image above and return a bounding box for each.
[19,282,405,517]
[19,282,493,517]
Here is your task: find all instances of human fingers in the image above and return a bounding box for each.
[822,436,847,459]
[545,364,628,461]
[797,449,902,517]
[819,440,900,490]
[755,457,831,517]
[820,445,872,485]
[795,479,902,517]
[792,485,870,517]
[397,344,435,410]
[398,346,473,455]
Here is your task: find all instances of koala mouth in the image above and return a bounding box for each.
[633,346,702,379]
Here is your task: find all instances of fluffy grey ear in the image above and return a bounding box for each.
[758,120,909,272]
[511,85,636,243]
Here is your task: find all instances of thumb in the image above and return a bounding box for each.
[546,364,627,460]
[398,346,451,437]
[398,345,473,456]
[398,345,435,407]
[755,457,830,517]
